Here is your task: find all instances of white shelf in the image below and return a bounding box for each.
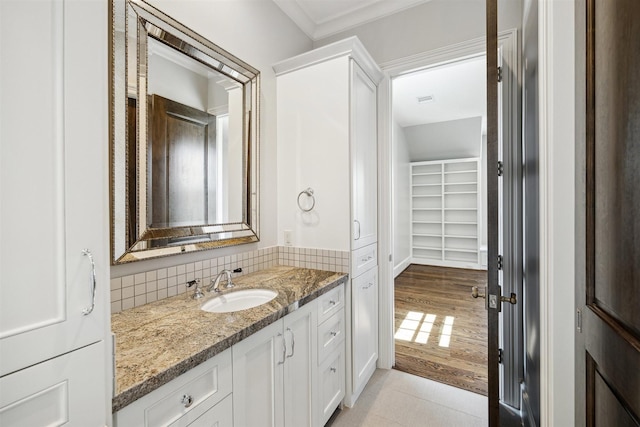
[444,170,477,174]
[414,245,443,251]
[444,248,478,254]
[411,158,481,269]
[412,172,441,176]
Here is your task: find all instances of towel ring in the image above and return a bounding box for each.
[297,188,315,212]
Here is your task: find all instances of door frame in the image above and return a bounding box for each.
[376,27,520,403]
[538,0,577,425]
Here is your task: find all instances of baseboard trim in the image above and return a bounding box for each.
[393,256,411,278]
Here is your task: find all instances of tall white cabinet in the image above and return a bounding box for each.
[410,158,482,269]
[0,1,110,425]
[274,37,382,408]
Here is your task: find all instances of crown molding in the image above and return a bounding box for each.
[272,36,382,83]
[273,0,431,41]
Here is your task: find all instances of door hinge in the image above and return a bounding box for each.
[497,66,503,82]
[497,255,503,270]
[498,348,503,364]
[497,161,504,176]
[577,309,582,333]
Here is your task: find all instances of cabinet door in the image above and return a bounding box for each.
[233,320,284,427]
[283,302,317,427]
[0,341,107,426]
[0,0,109,376]
[350,60,378,250]
[352,267,378,396]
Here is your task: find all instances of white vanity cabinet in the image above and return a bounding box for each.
[274,37,382,409]
[350,61,378,250]
[0,0,110,424]
[114,349,233,427]
[233,300,317,427]
[351,267,379,395]
[316,285,346,426]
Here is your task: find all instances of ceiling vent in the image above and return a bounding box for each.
[417,95,435,104]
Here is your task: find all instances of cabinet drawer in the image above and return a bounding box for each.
[169,393,232,427]
[351,243,377,278]
[115,349,232,427]
[319,349,345,427]
[317,284,344,324]
[317,310,345,365]
[0,342,106,427]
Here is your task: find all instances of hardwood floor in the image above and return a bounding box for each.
[394,264,488,395]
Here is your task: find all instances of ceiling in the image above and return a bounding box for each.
[272,0,431,40]
[392,55,487,133]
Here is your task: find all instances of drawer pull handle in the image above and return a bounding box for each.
[278,332,286,365]
[363,282,374,289]
[286,327,295,359]
[329,300,336,306]
[330,367,337,373]
[330,331,338,337]
[81,249,97,315]
[181,394,193,408]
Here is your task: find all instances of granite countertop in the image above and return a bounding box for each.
[111,265,348,412]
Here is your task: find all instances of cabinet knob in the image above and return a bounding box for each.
[330,367,337,373]
[330,331,338,337]
[181,394,193,408]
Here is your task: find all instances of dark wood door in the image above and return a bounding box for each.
[584,0,640,425]
[149,94,216,229]
[485,0,500,425]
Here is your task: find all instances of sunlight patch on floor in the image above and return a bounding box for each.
[394,311,455,347]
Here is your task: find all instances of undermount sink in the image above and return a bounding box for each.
[200,289,278,313]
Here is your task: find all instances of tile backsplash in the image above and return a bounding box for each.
[110,246,349,313]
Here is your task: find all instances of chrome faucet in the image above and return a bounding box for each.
[208,269,235,293]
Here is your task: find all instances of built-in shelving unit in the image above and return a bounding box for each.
[410,158,482,269]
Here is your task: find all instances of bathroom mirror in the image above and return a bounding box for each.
[110,0,260,264]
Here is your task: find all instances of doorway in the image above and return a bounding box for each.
[377,28,521,415]
[390,55,489,396]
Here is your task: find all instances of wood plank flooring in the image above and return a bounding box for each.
[394,264,488,395]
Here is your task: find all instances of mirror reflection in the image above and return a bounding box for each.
[111,0,260,264]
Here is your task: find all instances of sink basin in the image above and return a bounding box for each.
[201,289,278,313]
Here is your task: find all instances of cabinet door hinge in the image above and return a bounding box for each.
[498,348,503,364]
[497,255,503,270]
[497,161,504,176]
[497,66,503,83]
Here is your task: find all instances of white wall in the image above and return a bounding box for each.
[313,0,522,65]
[393,121,411,275]
[276,56,351,251]
[148,54,208,111]
[404,117,483,161]
[111,0,313,277]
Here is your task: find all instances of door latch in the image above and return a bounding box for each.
[471,286,517,311]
